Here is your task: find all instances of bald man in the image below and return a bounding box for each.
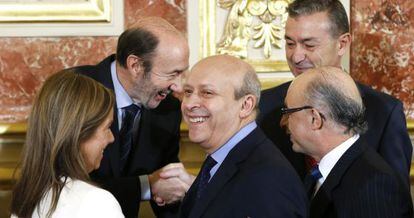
[179,55,308,218]
[284,67,412,218]
[258,0,412,188]
[72,17,193,217]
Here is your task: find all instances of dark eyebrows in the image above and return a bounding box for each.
[284,35,319,44]
[285,35,293,41]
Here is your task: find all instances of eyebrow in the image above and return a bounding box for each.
[285,35,319,43]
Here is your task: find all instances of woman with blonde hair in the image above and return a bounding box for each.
[10,70,124,217]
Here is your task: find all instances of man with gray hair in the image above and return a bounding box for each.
[258,0,412,188]
[283,66,412,217]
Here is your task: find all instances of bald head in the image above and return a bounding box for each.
[191,55,261,108]
[116,17,188,74]
[289,66,367,135]
[132,17,183,36]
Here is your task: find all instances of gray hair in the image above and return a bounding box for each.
[304,75,367,135]
[234,68,261,110]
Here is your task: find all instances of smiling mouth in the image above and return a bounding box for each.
[188,116,208,123]
[157,89,170,98]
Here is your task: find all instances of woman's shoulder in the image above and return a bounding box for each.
[63,178,124,217]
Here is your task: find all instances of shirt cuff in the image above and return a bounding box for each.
[139,175,151,200]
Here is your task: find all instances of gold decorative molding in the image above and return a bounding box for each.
[0,0,111,22]
[200,0,292,72]
[408,120,414,132]
[0,123,26,135]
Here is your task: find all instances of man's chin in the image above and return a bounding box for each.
[291,144,302,154]
[144,99,161,109]
[292,67,314,76]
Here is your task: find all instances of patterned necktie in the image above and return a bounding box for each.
[119,104,140,171]
[304,165,322,199]
[196,155,217,199]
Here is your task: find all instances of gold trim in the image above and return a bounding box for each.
[0,0,111,22]
[407,120,414,131]
[0,123,27,134]
[200,0,289,72]
[260,77,292,90]
[411,163,414,182]
[247,60,291,73]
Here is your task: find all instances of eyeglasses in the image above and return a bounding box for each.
[281,105,326,120]
[281,106,313,115]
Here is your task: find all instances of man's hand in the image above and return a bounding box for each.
[149,163,195,206]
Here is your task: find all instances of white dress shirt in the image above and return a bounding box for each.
[315,134,360,192]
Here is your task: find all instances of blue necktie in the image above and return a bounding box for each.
[196,156,217,199]
[304,165,322,199]
[119,104,140,171]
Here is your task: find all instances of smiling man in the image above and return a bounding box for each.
[258,0,412,187]
[179,55,308,218]
[72,17,193,217]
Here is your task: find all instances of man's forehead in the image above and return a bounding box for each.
[286,13,332,35]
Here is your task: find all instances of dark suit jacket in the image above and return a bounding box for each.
[72,55,182,217]
[310,139,412,218]
[179,127,308,218]
[257,81,412,186]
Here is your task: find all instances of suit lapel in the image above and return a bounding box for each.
[189,128,266,217]
[95,55,122,177]
[310,138,367,217]
[180,174,201,217]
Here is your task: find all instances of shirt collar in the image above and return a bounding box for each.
[111,61,136,109]
[209,122,257,177]
[318,134,360,184]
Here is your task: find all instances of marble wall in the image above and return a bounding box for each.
[1,0,413,124]
[350,0,414,120]
[0,0,186,123]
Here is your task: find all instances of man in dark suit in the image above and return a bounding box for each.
[283,66,412,217]
[73,17,194,217]
[179,55,308,217]
[258,0,412,186]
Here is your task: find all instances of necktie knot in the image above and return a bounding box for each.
[203,156,217,172]
[304,165,322,199]
[310,165,322,181]
[123,104,140,117]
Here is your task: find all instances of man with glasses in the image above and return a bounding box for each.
[283,66,412,217]
[72,17,194,217]
[258,0,412,187]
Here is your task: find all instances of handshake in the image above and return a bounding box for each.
[148,163,196,206]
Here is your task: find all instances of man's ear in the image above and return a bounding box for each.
[337,33,351,56]
[310,108,323,130]
[240,94,256,119]
[126,55,143,76]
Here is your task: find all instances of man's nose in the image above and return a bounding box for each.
[291,47,307,64]
[182,93,200,111]
[280,114,290,133]
[170,74,183,93]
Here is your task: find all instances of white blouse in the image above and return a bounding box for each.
[12,177,124,218]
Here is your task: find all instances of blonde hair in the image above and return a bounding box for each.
[11,69,114,217]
